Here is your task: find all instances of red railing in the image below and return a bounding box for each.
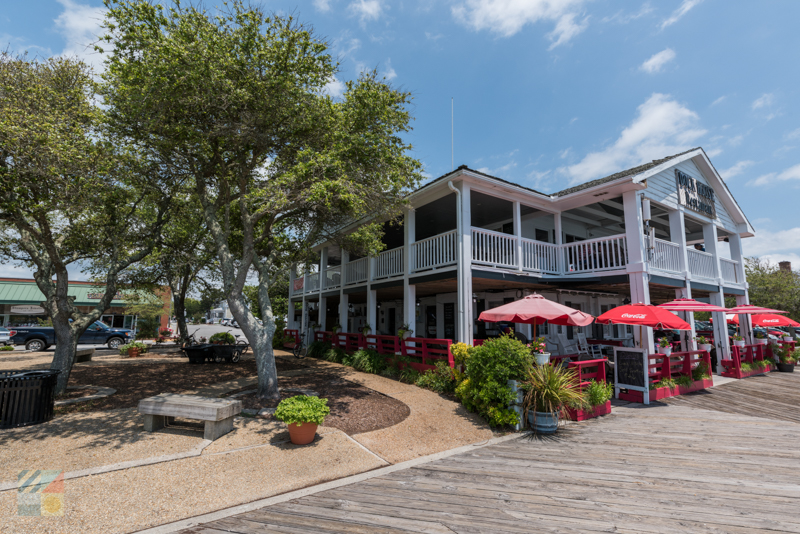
[282,329,300,349]
[766,340,797,361]
[567,359,607,389]
[365,335,400,355]
[649,350,712,383]
[314,331,333,343]
[400,337,454,372]
[722,344,769,378]
[472,339,485,347]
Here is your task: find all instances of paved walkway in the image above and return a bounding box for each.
[174,375,800,534]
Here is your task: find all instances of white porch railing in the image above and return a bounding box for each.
[324,265,342,289]
[563,235,628,274]
[374,247,403,279]
[345,257,368,285]
[720,258,739,284]
[651,238,682,273]
[412,229,458,271]
[688,249,715,280]
[472,228,517,269]
[521,238,559,274]
[306,272,320,292]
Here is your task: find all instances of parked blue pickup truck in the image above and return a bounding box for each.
[10,321,134,352]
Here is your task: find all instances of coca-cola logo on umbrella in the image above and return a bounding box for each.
[621,313,647,319]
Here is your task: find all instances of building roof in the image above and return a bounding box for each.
[551,148,702,197]
[418,148,702,199]
[0,279,127,307]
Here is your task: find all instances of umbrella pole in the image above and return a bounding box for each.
[533,318,536,340]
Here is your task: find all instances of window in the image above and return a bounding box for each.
[535,228,549,243]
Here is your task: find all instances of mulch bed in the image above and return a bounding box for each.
[56,358,307,415]
[55,389,94,401]
[227,373,411,435]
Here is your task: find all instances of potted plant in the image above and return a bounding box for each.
[361,324,372,336]
[732,334,745,348]
[657,337,672,357]
[331,323,342,334]
[397,323,413,340]
[523,363,586,434]
[775,347,795,372]
[783,332,794,342]
[310,322,321,333]
[274,395,331,445]
[754,331,768,345]
[695,335,712,352]
[528,336,550,366]
[209,332,235,345]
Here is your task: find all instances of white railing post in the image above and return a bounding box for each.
[513,201,522,272]
[320,247,328,294]
[554,212,564,274]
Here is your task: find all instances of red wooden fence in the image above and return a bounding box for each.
[365,335,400,355]
[723,344,769,379]
[400,337,454,372]
[283,329,300,349]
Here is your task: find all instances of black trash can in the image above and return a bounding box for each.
[0,370,60,429]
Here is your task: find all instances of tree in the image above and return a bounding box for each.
[243,269,289,321]
[100,1,421,400]
[0,53,174,394]
[185,297,203,321]
[745,257,800,320]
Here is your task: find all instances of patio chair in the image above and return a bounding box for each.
[577,333,604,360]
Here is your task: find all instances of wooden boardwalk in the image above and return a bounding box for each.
[664,370,800,423]
[182,394,800,534]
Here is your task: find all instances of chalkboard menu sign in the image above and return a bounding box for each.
[444,303,455,340]
[616,350,646,388]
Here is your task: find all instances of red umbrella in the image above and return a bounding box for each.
[478,293,594,338]
[730,314,800,327]
[726,304,787,314]
[657,298,728,312]
[596,303,691,330]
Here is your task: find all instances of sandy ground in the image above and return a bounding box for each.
[0,352,493,534]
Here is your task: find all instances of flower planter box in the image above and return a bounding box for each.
[566,400,611,421]
[721,363,773,379]
[619,377,713,403]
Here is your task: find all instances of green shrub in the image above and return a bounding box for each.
[415,361,457,394]
[650,377,678,390]
[307,341,332,358]
[323,347,347,364]
[350,349,387,374]
[120,341,148,355]
[584,379,613,407]
[210,332,235,344]
[456,335,533,427]
[0,345,13,351]
[673,374,693,388]
[398,367,421,384]
[691,362,711,381]
[274,395,330,426]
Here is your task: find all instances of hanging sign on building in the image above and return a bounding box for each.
[10,305,45,315]
[675,169,716,218]
[293,278,304,291]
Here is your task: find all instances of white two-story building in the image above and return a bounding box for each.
[288,147,755,367]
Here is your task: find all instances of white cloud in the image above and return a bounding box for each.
[559,147,571,159]
[752,93,774,110]
[314,0,333,11]
[705,148,722,157]
[719,160,754,180]
[323,77,347,98]
[760,253,800,268]
[562,93,706,184]
[660,0,702,29]
[749,163,800,187]
[54,0,106,71]
[728,134,744,146]
[349,0,385,23]
[786,128,800,140]
[602,3,654,24]
[382,58,397,80]
[640,48,676,74]
[743,228,800,257]
[452,0,588,49]
[710,95,726,106]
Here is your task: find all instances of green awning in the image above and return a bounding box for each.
[0,281,127,308]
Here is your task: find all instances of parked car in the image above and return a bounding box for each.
[0,327,12,346]
[221,319,231,327]
[10,321,133,351]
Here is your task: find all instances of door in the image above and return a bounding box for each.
[425,305,437,337]
[388,308,396,337]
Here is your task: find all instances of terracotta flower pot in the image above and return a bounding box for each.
[287,422,318,445]
[129,347,140,358]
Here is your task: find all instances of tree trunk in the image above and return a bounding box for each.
[50,314,79,396]
[227,292,280,401]
[172,288,188,341]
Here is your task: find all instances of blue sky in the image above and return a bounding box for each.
[2,0,800,278]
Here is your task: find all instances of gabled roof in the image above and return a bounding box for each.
[416,165,548,198]
[551,148,701,197]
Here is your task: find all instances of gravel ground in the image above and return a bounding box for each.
[0,430,383,534]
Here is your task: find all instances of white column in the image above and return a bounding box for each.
[318,296,327,331]
[513,201,522,271]
[301,297,309,337]
[320,247,328,292]
[338,293,349,333]
[669,209,695,351]
[703,222,730,371]
[728,233,747,285]
[623,191,654,353]
[403,283,416,338]
[367,289,377,336]
[735,292,753,345]
[404,208,415,276]
[554,212,563,274]
[459,183,473,343]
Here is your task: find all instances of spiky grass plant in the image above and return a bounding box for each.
[523,364,586,421]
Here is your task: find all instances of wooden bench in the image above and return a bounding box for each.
[138,393,242,440]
